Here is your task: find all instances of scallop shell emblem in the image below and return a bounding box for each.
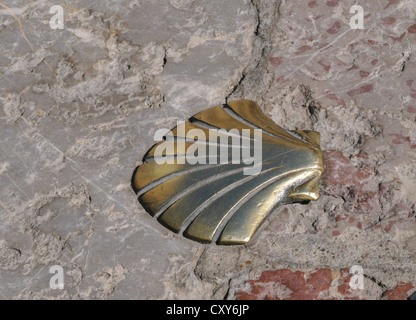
[132,100,324,245]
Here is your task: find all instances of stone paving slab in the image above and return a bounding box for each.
[0,0,415,299]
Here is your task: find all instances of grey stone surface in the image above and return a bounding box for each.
[0,0,415,299]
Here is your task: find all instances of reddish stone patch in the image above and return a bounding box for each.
[360,70,370,78]
[391,133,408,144]
[300,37,314,42]
[346,216,362,229]
[347,63,359,71]
[383,218,405,233]
[348,189,377,212]
[371,59,378,66]
[276,75,286,83]
[382,17,396,25]
[236,269,333,300]
[318,60,331,72]
[308,1,318,8]
[390,32,405,42]
[269,57,283,67]
[311,14,325,21]
[357,153,369,160]
[327,21,341,34]
[324,151,372,186]
[325,93,346,106]
[237,268,368,300]
[350,40,378,49]
[318,42,329,49]
[335,215,346,222]
[384,0,400,10]
[384,283,414,300]
[324,151,356,185]
[347,84,373,97]
[323,151,379,213]
[407,106,416,113]
[390,133,416,148]
[349,41,360,49]
[336,269,359,299]
[408,24,416,34]
[326,0,339,7]
[296,45,312,55]
[327,93,337,101]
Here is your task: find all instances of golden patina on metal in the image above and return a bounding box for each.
[132,100,324,245]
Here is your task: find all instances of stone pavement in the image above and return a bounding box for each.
[0,0,415,299]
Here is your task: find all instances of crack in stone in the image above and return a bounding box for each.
[225,0,282,103]
[364,274,388,298]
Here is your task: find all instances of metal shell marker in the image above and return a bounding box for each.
[132,100,324,245]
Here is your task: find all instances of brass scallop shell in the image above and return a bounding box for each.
[132,100,324,245]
